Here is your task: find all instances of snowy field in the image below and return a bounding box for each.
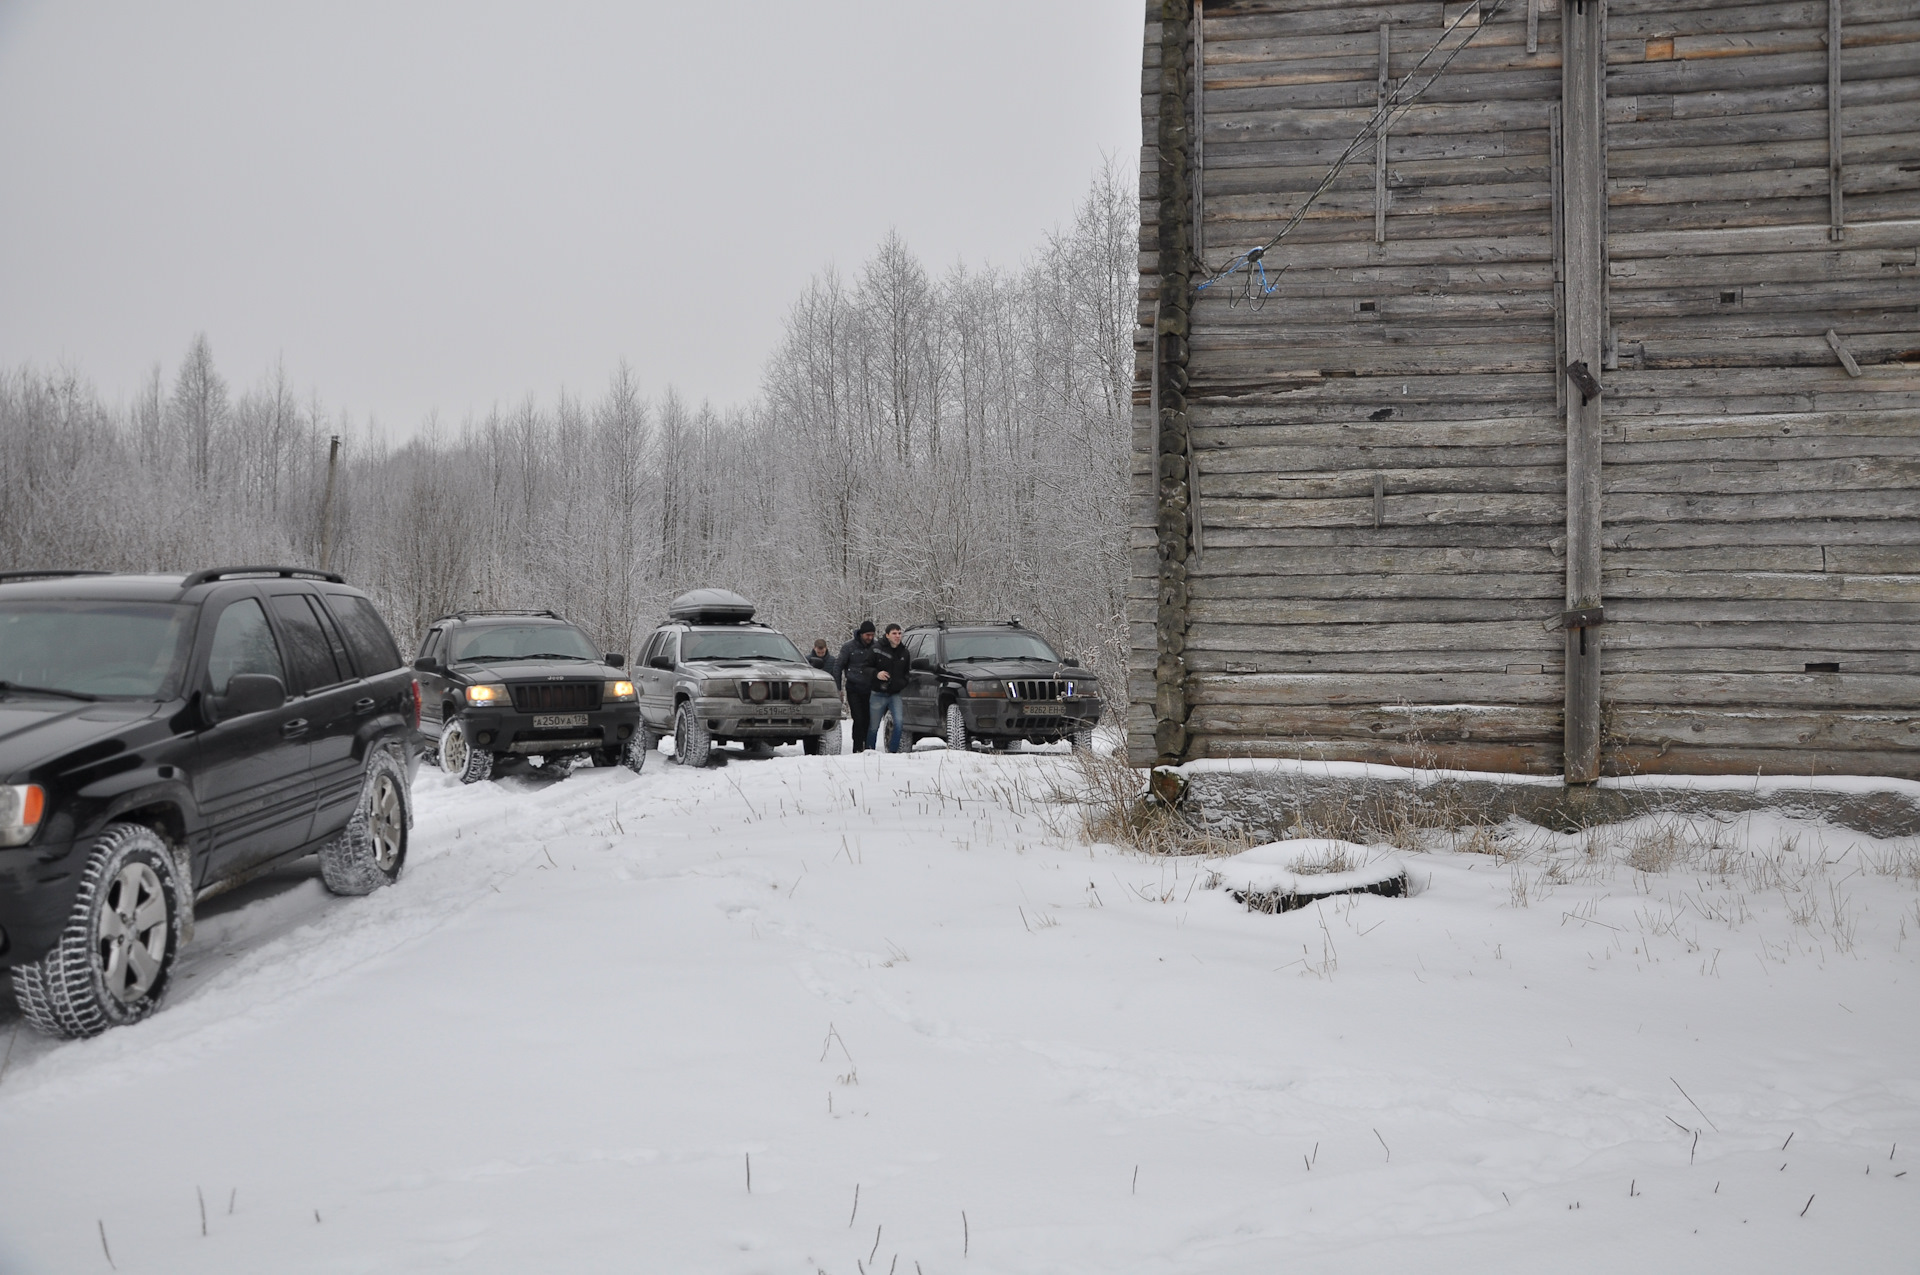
[1,738,1916,1273]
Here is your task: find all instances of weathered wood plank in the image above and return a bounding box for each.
[1191,671,1566,706]
[1597,745,1920,780]
[1604,671,1920,709]
[1190,703,1563,744]
[1186,734,1565,773]
[1607,708,1919,751]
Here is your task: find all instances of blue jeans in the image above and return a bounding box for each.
[867,691,906,752]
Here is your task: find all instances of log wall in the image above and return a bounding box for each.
[1130,0,1920,778]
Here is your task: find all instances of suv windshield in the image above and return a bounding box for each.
[943,631,1060,663]
[0,600,194,699]
[682,631,802,662]
[452,624,600,663]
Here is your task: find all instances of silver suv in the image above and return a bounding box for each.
[633,590,841,766]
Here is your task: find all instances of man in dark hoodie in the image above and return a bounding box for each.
[865,623,912,753]
[838,621,877,752]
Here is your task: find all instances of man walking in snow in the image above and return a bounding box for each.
[808,638,841,690]
[865,623,912,754]
[839,621,877,753]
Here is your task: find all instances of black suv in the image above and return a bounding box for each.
[896,620,1101,752]
[0,566,419,1038]
[412,610,643,782]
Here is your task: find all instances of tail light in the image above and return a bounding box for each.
[410,679,422,729]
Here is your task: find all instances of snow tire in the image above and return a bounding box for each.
[621,731,653,772]
[673,703,711,768]
[943,703,971,752]
[804,726,842,756]
[1071,726,1095,753]
[439,718,493,784]
[8,823,184,1039]
[318,749,410,896]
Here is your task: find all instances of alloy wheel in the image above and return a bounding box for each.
[97,861,169,1005]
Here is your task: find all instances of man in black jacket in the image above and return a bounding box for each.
[807,639,840,689]
[865,623,912,753]
[838,621,877,752]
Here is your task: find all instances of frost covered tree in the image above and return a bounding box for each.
[0,165,1139,703]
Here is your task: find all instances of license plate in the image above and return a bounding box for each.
[1024,703,1064,716]
[533,713,589,729]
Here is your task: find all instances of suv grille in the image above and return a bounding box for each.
[509,681,603,712]
[1008,679,1065,702]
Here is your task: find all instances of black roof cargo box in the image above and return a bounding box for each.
[668,588,756,624]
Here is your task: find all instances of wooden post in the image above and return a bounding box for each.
[318,433,341,573]
[1375,24,1390,244]
[1192,1,1205,265]
[1154,1,1196,764]
[1829,0,1845,242]
[1561,0,1605,783]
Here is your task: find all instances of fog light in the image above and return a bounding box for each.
[477,731,494,745]
[788,682,810,704]
[618,724,632,739]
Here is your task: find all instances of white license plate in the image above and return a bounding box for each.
[533,713,589,729]
[1024,703,1064,716]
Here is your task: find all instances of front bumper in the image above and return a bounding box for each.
[694,696,840,739]
[962,698,1102,739]
[0,838,82,968]
[448,704,643,756]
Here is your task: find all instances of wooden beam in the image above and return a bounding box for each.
[1561,0,1606,784]
[1376,23,1390,245]
[1829,0,1845,242]
[1193,0,1206,264]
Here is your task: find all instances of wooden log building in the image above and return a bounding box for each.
[1129,0,1920,779]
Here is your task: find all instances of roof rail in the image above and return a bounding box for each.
[0,570,111,582]
[920,618,1023,630]
[432,609,563,623]
[181,565,345,588]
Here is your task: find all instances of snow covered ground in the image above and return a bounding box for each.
[1,737,1915,1273]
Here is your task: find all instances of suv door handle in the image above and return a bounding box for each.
[354,697,376,714]
[281,718,309,738]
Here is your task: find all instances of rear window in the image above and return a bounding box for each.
[322,594,403,674]
[0,600,193,699]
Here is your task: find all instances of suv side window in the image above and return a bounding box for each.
[269,593,346,693]
[206,598,285,694]
[321,594,402,674]
[907,633,930,662]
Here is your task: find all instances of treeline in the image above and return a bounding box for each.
[0,166,1136,698]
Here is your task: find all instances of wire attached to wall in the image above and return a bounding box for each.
[1196,0,1508,308]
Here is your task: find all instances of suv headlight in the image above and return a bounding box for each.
[966,681,1007,699]
[787,681,811,704]
[0,784,46,847]
[604,679,636,702]
[465,683,508,705]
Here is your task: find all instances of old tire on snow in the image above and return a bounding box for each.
[805,725,843,755]
[8,823,184,1038]
[944,703,972,751]
[1071,726,1095,753]
[673,703,712,767]
[439,719,493,784]
[319,750,410,896]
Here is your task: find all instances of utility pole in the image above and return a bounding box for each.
[318,434,341,573]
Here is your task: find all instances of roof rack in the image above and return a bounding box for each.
[925,617,1023,630]
[0,570,112,582]
[181,565,345,588]
[432,609,563,623]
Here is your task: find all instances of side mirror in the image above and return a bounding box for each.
[412,655,438,673]
[605,653,625,668]
[211,673,287,723]
[1063,657,1081,667]
[650,656,673,671]
[911,657,933,671]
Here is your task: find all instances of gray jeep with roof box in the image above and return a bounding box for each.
[633,590,841,766]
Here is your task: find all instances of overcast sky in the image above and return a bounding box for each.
[0,2,1141,430]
